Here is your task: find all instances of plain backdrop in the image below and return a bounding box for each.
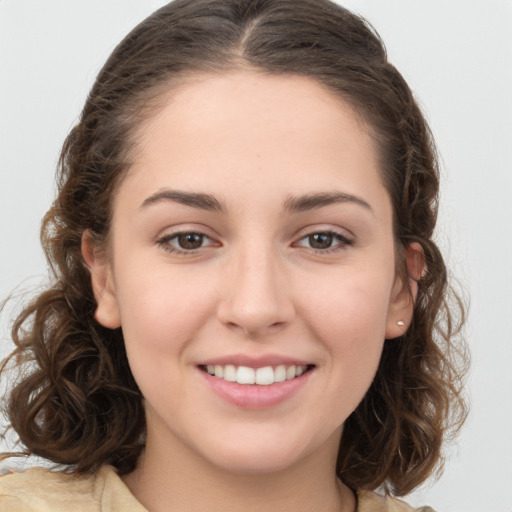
[1,1,511,511]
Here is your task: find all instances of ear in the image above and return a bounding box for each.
[81,230,121,329]
[385,242,425,339]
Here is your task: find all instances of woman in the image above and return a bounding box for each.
[0,1,467,510]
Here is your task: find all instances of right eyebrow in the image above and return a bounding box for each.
[139,189,225,212]
[282,191,373,215]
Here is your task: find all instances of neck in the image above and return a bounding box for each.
[122,426,355,512]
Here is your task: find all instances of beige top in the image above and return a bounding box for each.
[0,465,434,511]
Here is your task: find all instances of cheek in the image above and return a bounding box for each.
[297,263,394,403]
[300,265,393,344]
[113,271,215,412]
[113,266,217,355]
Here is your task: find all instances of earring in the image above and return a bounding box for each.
[396,320,405,326]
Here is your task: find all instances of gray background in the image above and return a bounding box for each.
[1,1,511,511]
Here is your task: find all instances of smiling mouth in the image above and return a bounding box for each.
[199,364,315,386]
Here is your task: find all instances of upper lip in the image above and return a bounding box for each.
[199,354,313,368]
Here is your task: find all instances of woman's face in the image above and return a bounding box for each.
[88,71,411,474]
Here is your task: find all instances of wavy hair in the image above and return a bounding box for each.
[1,0,468,495]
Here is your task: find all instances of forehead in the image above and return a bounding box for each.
[135,71,370,154]
[117,71,387,215]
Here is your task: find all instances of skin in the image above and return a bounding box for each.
[83,71,419,512]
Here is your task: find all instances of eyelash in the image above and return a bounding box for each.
[156,229,353,255]
[294,230,353,253]
[156,231,214,255]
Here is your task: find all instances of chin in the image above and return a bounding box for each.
[193,426,336,476]
[207,445,305,475]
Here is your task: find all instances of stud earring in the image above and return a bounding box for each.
[396,320,405,326]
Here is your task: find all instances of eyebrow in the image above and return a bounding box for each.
[139,189,372,215]
[140,189,224,212]
[282,191,373,215]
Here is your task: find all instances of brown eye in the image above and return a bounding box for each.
[308,233,333,249]
[295,231,352,252]
[157,231,215,254]
[176,233,205,250]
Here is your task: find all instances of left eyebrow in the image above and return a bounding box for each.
[282,191,373,215]
[139,189,225,212]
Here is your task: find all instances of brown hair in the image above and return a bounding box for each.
[1,0,468,496]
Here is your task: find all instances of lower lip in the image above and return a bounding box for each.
[200,369,312,410]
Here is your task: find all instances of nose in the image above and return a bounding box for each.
[216,243,295,337]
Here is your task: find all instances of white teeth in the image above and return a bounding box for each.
[223,364,236,382]
[255,366,274,385]
[274,365,286,383]
[286,365,296,380]
[204,363,309,385]
[236,366,255,384]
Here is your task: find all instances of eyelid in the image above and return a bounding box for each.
[154,222,219,243]
[293,224,354,241]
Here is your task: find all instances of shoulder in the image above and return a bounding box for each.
[357,490,436,512]
[0,465,147,512]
